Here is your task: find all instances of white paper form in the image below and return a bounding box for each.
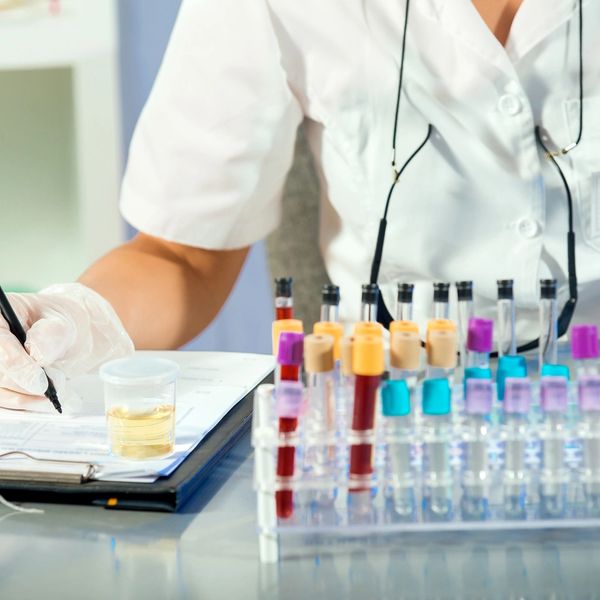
[0,351,274,483]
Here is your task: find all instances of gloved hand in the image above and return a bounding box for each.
[0,283,134,396]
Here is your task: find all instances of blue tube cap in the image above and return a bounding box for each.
[422,378,451,415]
[540,363,570,380]
[497,355,528,400]
[381,380,411,417]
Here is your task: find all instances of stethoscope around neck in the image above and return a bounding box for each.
[370,0,584,357]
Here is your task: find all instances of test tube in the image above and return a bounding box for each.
[421,378,453,520]
[502,377,532,519]
[396,283,414,321]
[497,280,517,356]
[539,279,558,372]
[426,319,458,381]
[304,334,336,504]
[456,281,474,366]
[274,277,293,320]
[275,331,304,519]
[461,378,493,520]
[466,318,494,369]
[381,380,415,517]
[577,375,600,514]
[320,284,340,323]
[360,283,379,322]
[341,336,356,430]
[433,282,450,319]
[349,335,384,499]
[571,325,600,377]
[389,320,421,384]
[538,377,569,518]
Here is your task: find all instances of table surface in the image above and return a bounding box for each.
[1,430,600,600]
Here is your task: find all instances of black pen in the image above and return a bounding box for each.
[0,285,62,414]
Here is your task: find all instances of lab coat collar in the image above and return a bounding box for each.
[507,0,582,62]
[416,0,581,70]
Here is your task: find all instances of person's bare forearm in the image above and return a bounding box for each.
[78,233,249,349]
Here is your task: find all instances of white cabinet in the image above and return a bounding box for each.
[0,0,123,291]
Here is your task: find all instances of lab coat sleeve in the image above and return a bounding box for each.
[120,0,303,249]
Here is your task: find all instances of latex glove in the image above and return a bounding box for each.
[0,283,134,396]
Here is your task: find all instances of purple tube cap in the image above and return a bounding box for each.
[503,377,531,413]
[465,379,493,414]
[467,318,493,353]
[578,375,600,411]
[277,331,304,366]
[571,324,599,360]
[540,376,568,412]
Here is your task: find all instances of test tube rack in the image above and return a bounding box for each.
[252,380,600,563]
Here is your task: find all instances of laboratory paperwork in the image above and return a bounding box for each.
[0,352,274,484]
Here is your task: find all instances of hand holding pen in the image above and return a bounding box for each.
[0,285,62,413]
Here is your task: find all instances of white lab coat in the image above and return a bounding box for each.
[120,0,600,340]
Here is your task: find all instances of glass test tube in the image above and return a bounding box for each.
[274,277,293,320]
[426,319,458,381]
[360,283,379,322]
[422,378,453,520]
[497,280,517,356]
[539,279,558,372]
[340,336,356,432]
[396,283,414,321]
[433,282,450,319]
[578,376,600,515]
[461,379,493,520]
[538,377,569,518]
[502,378,532,519]
[304,334,336,505]
[349,335,384,513]
[320,284,340,323]
[466,318,493,369]
[381,381,415,517]
[456,281,474,366]
[274,331,304,519]
[571,324,600,377]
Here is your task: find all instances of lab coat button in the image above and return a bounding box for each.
[517,217,540,238]
[498,94,522,116]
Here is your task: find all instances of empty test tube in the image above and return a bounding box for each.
[382,380,415,517]
[502,378,532,519]
[456,281,474,366]
[426,319,458,381]
[538,377,569,518]
[461,379,493,520]
[539,279,558,372]
[578,375,600,514]
[304,334,336,504]
[274,277,293,320]
[433,282,450,319]
[422,378,453,520]
[571,325,599,377]
[396,283,415,321]
[361,283,379,322]
[320,284,340,323]
[497,280,517,356]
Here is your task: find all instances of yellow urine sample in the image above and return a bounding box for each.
[107,404,175,460]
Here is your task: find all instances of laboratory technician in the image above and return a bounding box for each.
[1,0,600,397]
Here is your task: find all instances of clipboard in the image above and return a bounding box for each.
[0,374,268,512]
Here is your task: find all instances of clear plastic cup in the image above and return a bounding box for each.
[99,356,179,460]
